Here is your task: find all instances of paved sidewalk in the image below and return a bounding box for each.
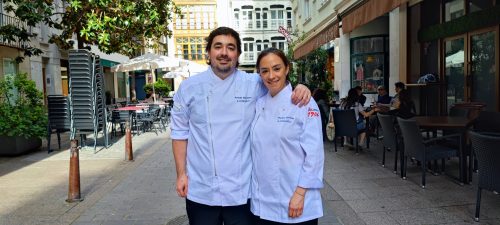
[1,129,499,225]
[0,129,341,225]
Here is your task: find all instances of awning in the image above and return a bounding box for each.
[294,22,340,59]
[342,0,408,34]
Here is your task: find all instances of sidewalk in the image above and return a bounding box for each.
[1,129,499,225]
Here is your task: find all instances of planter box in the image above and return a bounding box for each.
[0,136,42,156]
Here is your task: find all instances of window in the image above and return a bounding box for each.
[350,36,389,93]
[444,0,464,22]
[271,37,286,51]
[303,0,310,19]
[242,9,253,29]
[286,8,292,29]
[243,38,255,61]
[234,9,240,28]
[3,58,18,76]
[256,10,261,29]
[175,5,216,30]
[262,9,268,29]
[467,0,492,13]
[176,37,205,61]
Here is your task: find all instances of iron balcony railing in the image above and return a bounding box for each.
[0,12,31,49]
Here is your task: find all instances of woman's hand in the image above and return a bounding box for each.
[289,187,306,218]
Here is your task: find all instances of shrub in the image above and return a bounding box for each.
[0,73,47,138]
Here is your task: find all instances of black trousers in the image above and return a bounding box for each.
[252,214,318,225]
[186,199,253,225]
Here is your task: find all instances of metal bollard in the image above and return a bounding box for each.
[125,121,134,161]
[66,139,83,202]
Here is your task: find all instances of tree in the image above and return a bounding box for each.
[0,0,180,63]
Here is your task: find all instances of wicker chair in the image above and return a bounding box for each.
[332,109,366,154]
[377,114,403,176]
[469,131,500,222]
[397,117,460,188]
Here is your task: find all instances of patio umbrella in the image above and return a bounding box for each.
[110,53,183,72]
[111,53,184,102]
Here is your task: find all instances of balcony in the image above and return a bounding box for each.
[0,12,31,49]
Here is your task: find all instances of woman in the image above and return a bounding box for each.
[313,88,330,141]
[387,89,415,119]
[251,48,324,225]
[339,88,378,146]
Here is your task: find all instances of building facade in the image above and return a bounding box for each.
[228,0,294,72]
[293,0,500,114]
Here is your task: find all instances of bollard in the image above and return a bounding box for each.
[67,139,83,202]
[125,121,134,161]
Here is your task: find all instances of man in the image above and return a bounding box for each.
[354,86,367,106]
[170,27,310,225]
[376,86,391,105]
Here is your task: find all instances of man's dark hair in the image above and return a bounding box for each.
[205,27,242,66]
[395,82,405,90]
[354,86,362,91]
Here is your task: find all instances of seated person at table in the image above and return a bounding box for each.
[355,86,367,106]
[376,86,392,104]
[368,86,392,132]
[390,82,405,107]
[384,89,415,119]
[340,88,378,146]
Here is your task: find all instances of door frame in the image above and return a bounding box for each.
[441,25,499,111]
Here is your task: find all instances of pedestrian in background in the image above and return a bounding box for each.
[251,48,324,225]
[313,88,330,141]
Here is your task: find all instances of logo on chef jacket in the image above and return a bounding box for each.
[277,116,294,123]
[235,96,252,103]
[308,108,320,117]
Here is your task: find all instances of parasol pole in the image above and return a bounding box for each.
[150,65,156,103]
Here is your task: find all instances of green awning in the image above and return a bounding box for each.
[101,59,120,68]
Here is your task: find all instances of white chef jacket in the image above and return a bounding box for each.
[250,83,324,223]
[170,67,266,206]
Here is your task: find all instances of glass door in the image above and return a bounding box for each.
[469,29,497,111]
[443,27,499,111]
[444,36,466,110]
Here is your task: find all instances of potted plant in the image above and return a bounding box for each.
[143,78,171,99]
[0,73,47,156]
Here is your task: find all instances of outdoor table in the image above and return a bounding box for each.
[414,116,473,184]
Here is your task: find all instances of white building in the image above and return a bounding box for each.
[225,0,294,72]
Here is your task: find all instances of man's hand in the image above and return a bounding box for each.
[176,174,188,197]
[291,84,311,107]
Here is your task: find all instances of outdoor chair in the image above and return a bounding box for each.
[473,111,500,133]
[397,117,460,188]
[377,114,403,176]
[332,109,367,154]
[469,131,500,222]
[136,108,160,135]
[111,110,131,137]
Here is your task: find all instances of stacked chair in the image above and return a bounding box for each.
[47,95,71,153]
[68,49,108,152]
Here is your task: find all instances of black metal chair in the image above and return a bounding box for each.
[111,110,131,137]
[332,109,366,154]
[397,117,460,188]
[377,114,403,176]
[469,131,500,222]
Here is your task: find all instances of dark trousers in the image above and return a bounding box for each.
[252,214,319,225]
[186,199,253,225]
